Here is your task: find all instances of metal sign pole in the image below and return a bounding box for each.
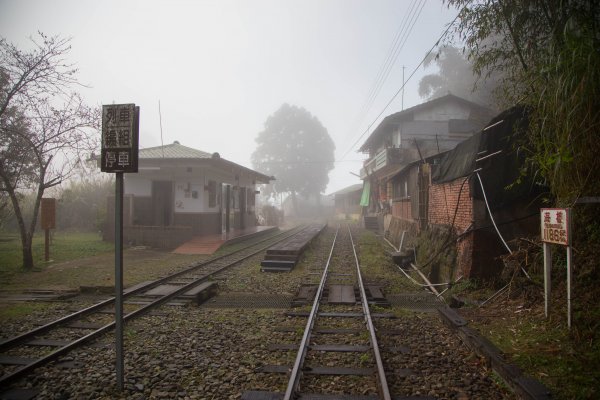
[115,172,124,390]
[543,242,552,317]
[541,208,574,329]
[567,244,572,329]
[44,229,50,262]
[101,103,139,390]
[566,208,573,329]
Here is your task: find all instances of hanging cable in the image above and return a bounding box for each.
[475,171,532,280]
[475,171,511,253]
[346,0,426,143]
[340,7,463,161]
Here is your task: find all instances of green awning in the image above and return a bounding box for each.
[359,181,370,207]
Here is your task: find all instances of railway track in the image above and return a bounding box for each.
[244,224,394,399]
[0,225,312,389]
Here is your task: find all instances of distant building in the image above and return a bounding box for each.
[104,141,272,248]
[281,193,334,218]
[329,184,363,219]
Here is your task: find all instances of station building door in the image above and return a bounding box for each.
[221,183,231,234]
[152,180,172,226]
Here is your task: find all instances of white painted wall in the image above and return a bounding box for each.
[124,176,152,196]
[125,163,260,214]
[174,179,204,213]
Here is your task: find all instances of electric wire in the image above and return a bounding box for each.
[341,9,462,161]
[354,0,427,130]
[363,0,427,116]
[347,0,423,138]
[475,171,533,280]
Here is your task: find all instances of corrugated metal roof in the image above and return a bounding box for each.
[139,142,212,159]
[358,94,492,152]
[330,183,363,196]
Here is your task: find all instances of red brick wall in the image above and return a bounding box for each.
[428,176,475,278]
[428,177,472,234]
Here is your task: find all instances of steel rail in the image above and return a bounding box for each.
[348,224,392,400]
[0,226,305,352]
[0,225,311,388]
[283,225,340,400]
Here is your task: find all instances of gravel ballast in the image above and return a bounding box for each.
[1,225,515,399]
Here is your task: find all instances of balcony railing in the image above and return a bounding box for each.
[359,147,417,179]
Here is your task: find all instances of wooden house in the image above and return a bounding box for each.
[358,94,493,219]
[384,106,544,280]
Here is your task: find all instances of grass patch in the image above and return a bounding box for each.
[0,231,201,291]
[470,301,600,399]
[0,302,51,320]
[0,231,113,279]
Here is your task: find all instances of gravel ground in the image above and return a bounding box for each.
[1,225,515,399]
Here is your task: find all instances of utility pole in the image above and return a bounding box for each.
[402,65,406,110]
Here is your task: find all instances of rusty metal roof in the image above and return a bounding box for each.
[139,141,212,159]
[329,184,363,196]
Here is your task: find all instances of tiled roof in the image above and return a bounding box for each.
[137,141,272,182]
[139,142,212,159]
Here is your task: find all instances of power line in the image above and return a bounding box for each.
[347,0,426,141]
[362,0,426,117]
[357,0,422,117]
[340,10,461,161]
[255,159,364,165]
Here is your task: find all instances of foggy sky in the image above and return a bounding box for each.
[0,0,457,194]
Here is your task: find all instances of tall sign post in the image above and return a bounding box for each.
[541,208,573,329]
[101,103,139,390]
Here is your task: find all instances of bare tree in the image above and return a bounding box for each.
[0,33,100,269]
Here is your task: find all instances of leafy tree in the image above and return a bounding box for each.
[56,174,113,232]
[444,0,600,205]
[0,33,100,269]
[418,45,501,110]
[251,104,335,213]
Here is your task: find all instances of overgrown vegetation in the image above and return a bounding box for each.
[433,4,600,395]
[449,224,600,399]
[1,176,112,233]
[356,229,416,293]
[56,177,113,232]
[445,0,600,206]
[413,226,457,284]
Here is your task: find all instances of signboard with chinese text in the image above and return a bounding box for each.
[101,104,139,173]
[541,208,571,246]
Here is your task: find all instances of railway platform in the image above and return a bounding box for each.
[173,225,277,255]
